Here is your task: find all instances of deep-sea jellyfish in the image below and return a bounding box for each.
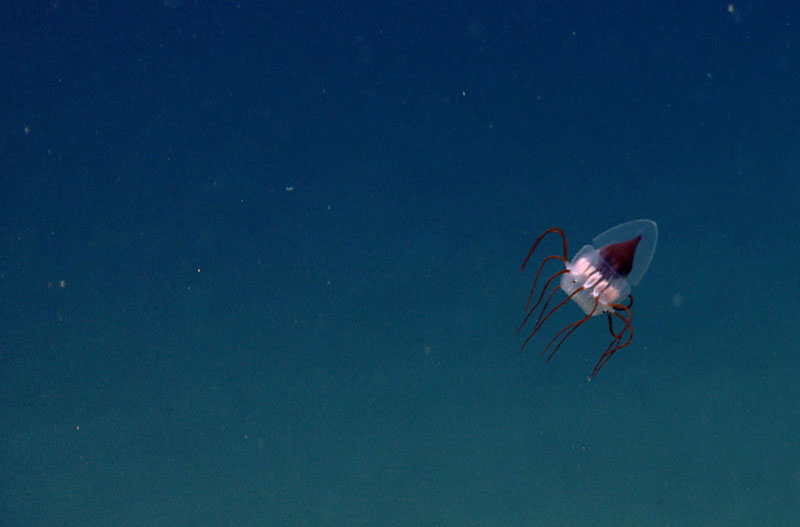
[517,220,657,379]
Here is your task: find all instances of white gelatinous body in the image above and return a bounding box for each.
[559,220,658,316]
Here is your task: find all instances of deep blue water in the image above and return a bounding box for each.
[2,2,800,525]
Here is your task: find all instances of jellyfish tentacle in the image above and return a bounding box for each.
[589,302,633,379]
[606,297,632,339]
[534,285,583,334]
[606,312,620,338]
[520,286,583,352]
[524,255,568,311]
[517,268,569,334]
[544,296,598,361]
[520,228,567,272]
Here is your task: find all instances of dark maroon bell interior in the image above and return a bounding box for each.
[599,235,642,277]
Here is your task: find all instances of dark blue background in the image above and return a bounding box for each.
[2,1,799,525]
